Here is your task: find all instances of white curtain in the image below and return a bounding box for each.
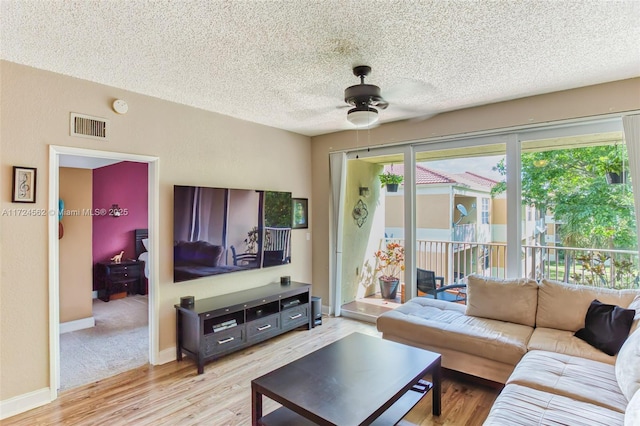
[188,186,217,242]
[329,152,347,316]
[622,114,640,259]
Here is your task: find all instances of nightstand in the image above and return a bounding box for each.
[95,260,143,302]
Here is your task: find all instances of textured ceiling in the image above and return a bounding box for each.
[2,1,639,136]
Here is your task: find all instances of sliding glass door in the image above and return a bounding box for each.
[331,116,638,318]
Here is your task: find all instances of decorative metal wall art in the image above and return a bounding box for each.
[352,199,369,228]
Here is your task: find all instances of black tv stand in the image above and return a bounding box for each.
[175,282,312,374]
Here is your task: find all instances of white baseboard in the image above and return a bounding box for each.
[59,316,95,334]
[156,347,176,365]
[92,290,98,299]
[322,304,330,315]
[0,387,51,420]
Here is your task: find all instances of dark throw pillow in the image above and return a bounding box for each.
[574,299,635,356]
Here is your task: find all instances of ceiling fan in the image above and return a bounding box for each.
[344,65,388,128]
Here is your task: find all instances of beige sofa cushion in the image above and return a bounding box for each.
[484,384,625,426]
[507,350,627,413]
[536,279,639,331]
[465,275,538,327]
[377,297,533,365]
[528,327,617,364]
[615,328,640,401]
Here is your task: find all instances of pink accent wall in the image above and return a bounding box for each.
[93,161,148,265]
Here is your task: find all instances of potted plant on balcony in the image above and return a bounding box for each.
[374,242,405,299]
[601,150,627,184]
[379,171,403,192]
[244,226,260,253]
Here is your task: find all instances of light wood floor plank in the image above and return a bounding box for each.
[4,316,499,425]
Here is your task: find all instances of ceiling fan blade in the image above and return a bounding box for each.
[372,99,389,109]
[384,78,438,100]
[381,78,441,117]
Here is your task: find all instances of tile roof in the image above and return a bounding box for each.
[383,165,498,190]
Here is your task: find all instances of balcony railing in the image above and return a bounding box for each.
[452,224,476,242]
[384,238,639,290]
[524,246,639,289]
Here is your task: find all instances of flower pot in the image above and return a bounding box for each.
[606,171,627,184]
[386,183,399,192]
[379,277,400,299]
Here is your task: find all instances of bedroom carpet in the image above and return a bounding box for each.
[60,295,148,391]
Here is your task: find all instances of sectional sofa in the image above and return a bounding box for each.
[377,275,640,425]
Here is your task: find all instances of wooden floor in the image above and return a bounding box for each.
[5,316,500,426]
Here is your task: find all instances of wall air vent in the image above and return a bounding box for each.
[70,113,110,141]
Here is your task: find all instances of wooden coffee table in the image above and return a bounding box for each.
[251,332,441,425]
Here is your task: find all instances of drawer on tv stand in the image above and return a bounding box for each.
[204,326,245,356]
[281,304,309,329]
[246,313,280,340]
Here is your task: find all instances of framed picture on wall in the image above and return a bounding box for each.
[12,166,37,203]
[292,198,308,229]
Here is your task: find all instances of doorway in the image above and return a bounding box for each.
[48,146,159,400]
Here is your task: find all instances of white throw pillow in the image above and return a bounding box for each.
[626,389,640,426]
[142,238,149,251]
[616,327,640,401]
[628,294,640,335]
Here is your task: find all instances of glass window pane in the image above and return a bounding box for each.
[414,144,507,296]
[521,132,638,288]
[340,158,405,316]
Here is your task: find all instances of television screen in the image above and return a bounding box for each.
[173,185,292,283]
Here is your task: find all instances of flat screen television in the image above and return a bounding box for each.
[173,185,292,283]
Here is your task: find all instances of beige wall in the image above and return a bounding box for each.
[0,61,312,401]
[384,194,404,228]
[416,193,451,229]
[311,77,640,306]
[59,168,93,323]
[492,198,507,226]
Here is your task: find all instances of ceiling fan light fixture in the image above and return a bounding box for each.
[347,107,378,128]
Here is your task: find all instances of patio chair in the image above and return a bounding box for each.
[230,245,258,267]
[417,268,467,303]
